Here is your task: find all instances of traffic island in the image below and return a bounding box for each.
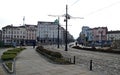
[1,48,26,74]
[72,46,120,54]
[36,46,71,64]
[3,61,14,73]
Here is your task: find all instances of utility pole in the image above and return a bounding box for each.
[58,17,60,48]
[65,5,68,51]
[49,5,84,51]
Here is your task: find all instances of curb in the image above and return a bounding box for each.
[2,61,14,73]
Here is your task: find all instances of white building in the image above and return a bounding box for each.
[107,31,120,41]
[37,21,64,44]
[2,25,26,45]
[2,24,37,46]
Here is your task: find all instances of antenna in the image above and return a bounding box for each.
[23,16,25,25]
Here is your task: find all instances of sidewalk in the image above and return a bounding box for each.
[15,46,103,75]
[0,65,6,75]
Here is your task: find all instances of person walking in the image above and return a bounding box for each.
[33,41,36,48]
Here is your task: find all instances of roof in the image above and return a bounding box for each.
[93,27,108,30]
[107,31,120,34]
[25,24,37,27]
[2,25,26,30]
[37,21,57,25]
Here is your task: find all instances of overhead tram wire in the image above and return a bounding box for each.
[85,1,120,17]
[59,0,81,16]
[71,0,81,6]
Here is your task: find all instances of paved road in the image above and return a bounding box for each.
[44,45,120,75]
[16,46,102,75]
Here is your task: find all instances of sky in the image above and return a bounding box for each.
[0,0,120,39]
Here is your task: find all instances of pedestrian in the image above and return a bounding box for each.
[75,42,77,46]
[20,41,23,48]
[33,41,36,48]
[13,42,16,48]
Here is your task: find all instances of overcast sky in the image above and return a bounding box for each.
[0,0,120,39]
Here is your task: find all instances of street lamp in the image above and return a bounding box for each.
[48,16,60,48]
[49,5,84,51]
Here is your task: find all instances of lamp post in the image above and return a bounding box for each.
[48,15,60,48]
[57,17,60,48]
[49,5,84,51]
[65,5,68,51]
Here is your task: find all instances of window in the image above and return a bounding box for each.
[14,35,16,38]
[14,31,16,34]
[9,31,10,34]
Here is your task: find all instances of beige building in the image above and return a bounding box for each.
[2,24,37,46]
[25,24,37,45]
[2,25,26,45]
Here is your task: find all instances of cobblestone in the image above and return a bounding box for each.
[44,45,120,75]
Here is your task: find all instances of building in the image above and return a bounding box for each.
[107,31,120,41]
[37,21,74,45]
[2,24,37,46]
[79,26,93,45]
[92,27,108,46]
[2,25,26,45]
[37,21,64,44]
[0,30,2,41]
[79,26,108,46]
[25,24,37,45]
[107,31,120,48]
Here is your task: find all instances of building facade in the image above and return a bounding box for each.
[107,31,120,48]
[37,21,64,44]
[2,24,37,46]
[79,26,93,45]
[0,30,2,41]
[25,24,37,45]
[79,26,108,46]
[107,31,120,41]
[37,21,74,45]
[93,27,107,42]
[2,25,26,45]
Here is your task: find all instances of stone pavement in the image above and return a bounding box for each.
[0,65,6,75]
[44,45,120,75]
[15,46,103,75]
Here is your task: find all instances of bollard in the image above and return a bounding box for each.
[90,60,92,71]
[73,56,76,64]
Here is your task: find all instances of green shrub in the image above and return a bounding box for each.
[36,46,71,64]
[1,48,25,61]
[36,46,63,58]
[3,51,17,55]
[54,58,70,64]
[36,46,44,50]
[5,61,12,70]
[50,52,63,58]
[1,54,16,60]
